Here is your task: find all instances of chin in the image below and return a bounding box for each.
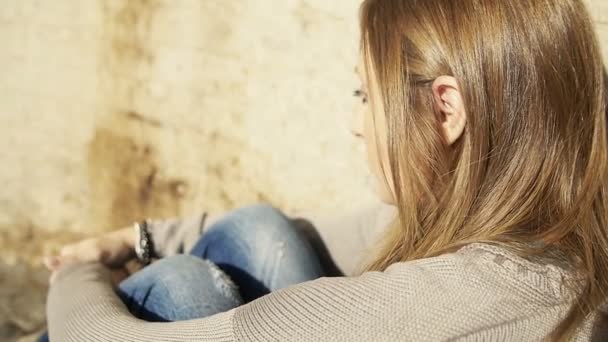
[378,191,397,205]
[372,179,397,205]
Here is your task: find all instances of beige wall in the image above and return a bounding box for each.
[0,0,373,242]
[1,1,608,340]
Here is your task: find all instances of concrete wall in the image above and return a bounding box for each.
[1,1,608,340]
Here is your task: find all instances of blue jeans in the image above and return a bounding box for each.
[41,204,325,340]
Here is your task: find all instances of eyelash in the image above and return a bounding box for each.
[354,89,368,104]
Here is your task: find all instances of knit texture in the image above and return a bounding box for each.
[47,243,601,341]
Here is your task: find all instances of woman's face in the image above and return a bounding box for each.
[353,54,396,204]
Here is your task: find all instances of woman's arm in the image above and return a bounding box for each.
[47,245,543,341]
[146,212,210,258]
[46,226,136,270]
[47,199,394,277]
[47,256,464,342]
[47,262,236,341]
[45,212,212,275]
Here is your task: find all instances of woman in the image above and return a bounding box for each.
[44,0,608,340]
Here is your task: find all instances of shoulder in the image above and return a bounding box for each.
[383,243,570,300]
[372,243,574,339]
[233,243,573,341]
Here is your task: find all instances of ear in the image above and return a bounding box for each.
[432,76,467,145]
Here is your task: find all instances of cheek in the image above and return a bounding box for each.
[363,103,387,172]
[363,110,384,181]
[363,109,379,167]
[363,109,395,203]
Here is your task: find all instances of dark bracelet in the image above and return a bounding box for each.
[134,220,154,265]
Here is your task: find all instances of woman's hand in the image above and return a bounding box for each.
[47,257,141,286]
[44,227,136,273]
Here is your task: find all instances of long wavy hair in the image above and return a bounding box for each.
[359,0,608,339]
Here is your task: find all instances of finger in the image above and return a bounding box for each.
[111,268,129,286]
[49,255,78,271]
[124,259,143,274]
[59,255,79,265]
[61,241,101,263]
[98,249,113,266]
[59,245,76,258]
[43,256,61,271]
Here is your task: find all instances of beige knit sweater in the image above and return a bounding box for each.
[46,204,605,341]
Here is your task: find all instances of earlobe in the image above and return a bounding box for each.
[431,76,467,145]
[441,111,466,145]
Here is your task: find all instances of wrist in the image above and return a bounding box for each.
[115,227,137,249]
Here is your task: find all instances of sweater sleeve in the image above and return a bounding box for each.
[47,262,236,341]
[147,212,208,258]
[46,253,492,342]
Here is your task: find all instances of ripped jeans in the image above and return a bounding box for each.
[118,204,325,321]
[41,204,325,341]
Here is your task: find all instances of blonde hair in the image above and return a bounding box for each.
[359,0,608,339]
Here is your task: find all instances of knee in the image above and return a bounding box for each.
[232,204,287,223]
[218,204,297,243]
[120,255,243,314]
[154,255,241,300]
[143,255,219,280]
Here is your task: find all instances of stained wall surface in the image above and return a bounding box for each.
[1,1,608,340]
